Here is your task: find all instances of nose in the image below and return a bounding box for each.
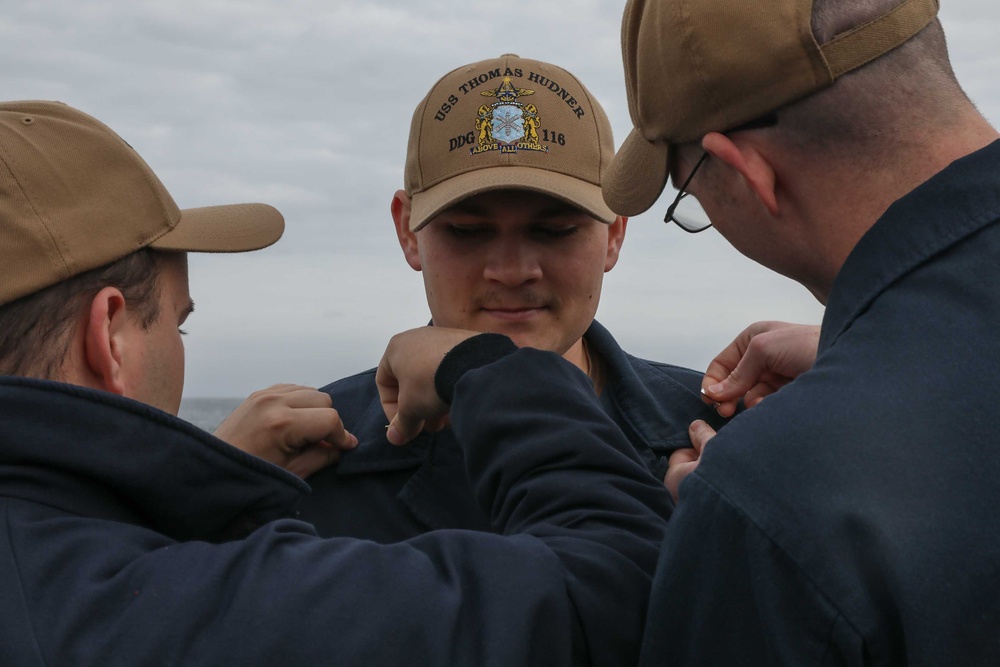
[482,239,542,286]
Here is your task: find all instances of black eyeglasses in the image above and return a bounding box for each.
[663,113,779,234]
[664,152,711,233]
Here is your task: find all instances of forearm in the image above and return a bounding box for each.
[448,347,672,667]
[20,516,587,666]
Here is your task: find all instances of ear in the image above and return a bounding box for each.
[391,190,422,271]
[604,216,628,272]
[82,287,130,396]
[702,132,779,215]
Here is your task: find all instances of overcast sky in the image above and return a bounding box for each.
[4,1,999,398]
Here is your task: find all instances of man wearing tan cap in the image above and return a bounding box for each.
[0,102,669,664]
[588,0,999,662]
[298,55,722,553]
[0,100,356,475]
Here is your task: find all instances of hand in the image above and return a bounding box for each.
[375,327,480,445]
[701,321,820,417]
[214,384,357,479]
[664,420,716,503]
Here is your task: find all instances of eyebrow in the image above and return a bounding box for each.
[180,299,195,320]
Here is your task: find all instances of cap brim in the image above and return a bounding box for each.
[602,128,671,217]
[409,167,616,231]
[150,203,284,253]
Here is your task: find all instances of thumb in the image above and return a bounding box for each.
[386,413,425,446]
[704,351,768,402]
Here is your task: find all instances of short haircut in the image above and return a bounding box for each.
[0,249,163,380]
[670,0,966,192]
[774,0,966,163]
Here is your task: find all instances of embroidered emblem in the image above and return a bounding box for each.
[471,77,549,155]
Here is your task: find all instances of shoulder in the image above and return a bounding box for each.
[318,368,380,426]
[320,368,377,398]
[625,355,704,394]
[320,368,377,395]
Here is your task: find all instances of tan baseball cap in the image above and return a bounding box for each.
[603,0,940,217]
[0,100,284,306]
[404,54,617,231]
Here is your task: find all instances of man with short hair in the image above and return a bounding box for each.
[601,0,999,662]
[298,54,723,542]
[0,100,669,665]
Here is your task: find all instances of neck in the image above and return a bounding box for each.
[792,114,999,303]
[562,338,589,376]
[563,337,605,395]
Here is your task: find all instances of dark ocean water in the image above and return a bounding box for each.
[178,397,243,433]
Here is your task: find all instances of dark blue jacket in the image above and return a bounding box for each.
[638,140,1000,667]
[300,320,724,542]
[0,353,669,666]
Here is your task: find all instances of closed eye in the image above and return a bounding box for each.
[446,224,491,239]
[532,225,578,239]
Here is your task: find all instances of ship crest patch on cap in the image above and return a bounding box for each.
[471,76,549,156]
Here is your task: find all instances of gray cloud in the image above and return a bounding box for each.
[3,1,995,397]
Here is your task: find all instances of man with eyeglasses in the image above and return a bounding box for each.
[598,0,1000,663]
[367,0,1000,664]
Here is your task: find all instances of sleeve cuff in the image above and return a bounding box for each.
[434,333,518,404]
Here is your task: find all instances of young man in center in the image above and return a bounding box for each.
[299,54,723,540]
